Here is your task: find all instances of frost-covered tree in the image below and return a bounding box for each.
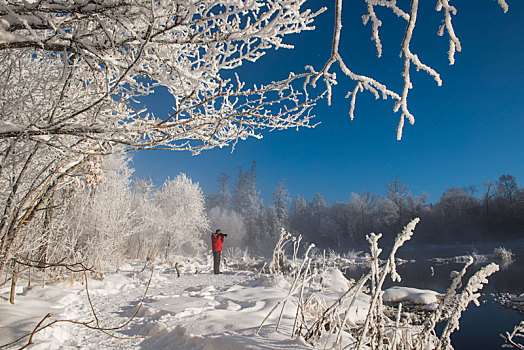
[206,173,233,212]
[347,191,378,241]
[497,175,518,204]
[289,194,309,236]
[405,192,429,221]
[308,193,330,241]
[206,172,249,249]
[233,163,262,218]
[438,187,479,220]
[126,178,162,261]
[232,162,266,243]
[377,198,398,230]
[385,177,411,231]
[327,202,351,247]
[0,0,511,276]
[18,154,136,271]
[495,174,518,220]
[271,179,291,231]
[74,154,136,270]
[155,173,209,258]
[0,0,321,277]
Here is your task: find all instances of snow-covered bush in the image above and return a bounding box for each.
[493,246,514,266]
[15,154,136,272]
[269,228,305,275]
[125,179,163,262]
[260,218,500,350]
[222,247,264,273]
[155,174,209,259]
[466,249,489,264]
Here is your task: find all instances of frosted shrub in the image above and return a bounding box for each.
[345,250,363,261]
[323,249,364,269]
[257,229,316,335]
[155,174,209,259]
[433,262,499,350]
[494,247,514,266]
[223,247,262,272]
[269,228,302,275]
[261,219,500,350]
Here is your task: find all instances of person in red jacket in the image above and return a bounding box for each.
[211,229,226,274]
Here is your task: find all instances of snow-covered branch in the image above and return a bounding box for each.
[502,321,524,350]
[0,0,323,155]
[0,0,322,277]
[0,0,512,280]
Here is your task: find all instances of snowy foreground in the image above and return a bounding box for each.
[0,260,440,350]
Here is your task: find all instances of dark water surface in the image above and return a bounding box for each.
[343,239,524,349]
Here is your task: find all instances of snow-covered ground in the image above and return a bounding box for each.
[1,260,372,349]
[1,255,499,349]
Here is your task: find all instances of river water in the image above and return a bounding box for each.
[343,239,524,349]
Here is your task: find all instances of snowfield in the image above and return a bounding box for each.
[1,251,507,350]
[1,260,371,349]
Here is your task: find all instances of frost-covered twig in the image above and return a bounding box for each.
[302,271,370,344]
[393,0,442,140]
[256,230,316,335]
[436,0,461,65]
[356,218,419,350]
[269,228,295,275]
[290,219,420,349]
[501,321,524,350]
[416,256,473,348]
[316,0,509,140]
[391,302,403,350]
[313,0,401,121]
[276,244,315,331]
[436,262,500,350]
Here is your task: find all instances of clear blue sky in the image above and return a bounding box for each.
[132,0,524,204]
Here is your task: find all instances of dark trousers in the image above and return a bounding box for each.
[213,251,221,274]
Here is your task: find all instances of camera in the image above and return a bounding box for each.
[217,233,228,237]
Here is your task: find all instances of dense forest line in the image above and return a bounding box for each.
[205,162,524,252]
[9,155,521,272]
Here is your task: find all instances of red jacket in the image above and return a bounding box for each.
[211,233,224,252]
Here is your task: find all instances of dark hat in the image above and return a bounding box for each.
[216,229,221,233]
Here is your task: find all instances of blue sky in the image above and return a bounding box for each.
[132,0,524,204]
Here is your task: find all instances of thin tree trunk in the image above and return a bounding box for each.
[0,158,83,278]
[38,194,55,268]
[10,261,18,304]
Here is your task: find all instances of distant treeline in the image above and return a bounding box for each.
[205,162,523,252]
